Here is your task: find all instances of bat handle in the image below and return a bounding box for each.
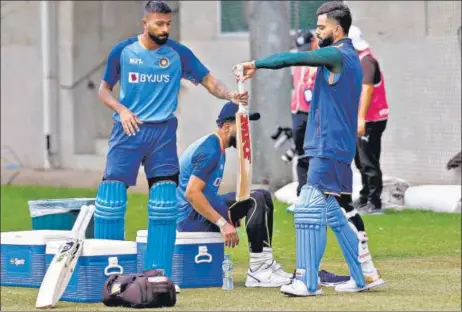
[235,64,247,112]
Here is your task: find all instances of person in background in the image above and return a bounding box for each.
[349,25,390,214]
[288,30,319,207]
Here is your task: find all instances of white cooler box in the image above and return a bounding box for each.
[46,239,137,303]
[136,230,224,288]
[1,230,73,288]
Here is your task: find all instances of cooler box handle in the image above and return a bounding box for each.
[105,257,124,276]
[195,246,212,264]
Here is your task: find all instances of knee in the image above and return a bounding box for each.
[148,178,178,219]
[96,180,127,207]
[148,174,179,190]
[325,195,346,229]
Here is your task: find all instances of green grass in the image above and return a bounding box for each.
[1,185,461,311]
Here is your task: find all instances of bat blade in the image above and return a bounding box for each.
[35,205,95,309]
[236,111,252,201]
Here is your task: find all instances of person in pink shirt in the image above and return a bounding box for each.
[349,25,389,214]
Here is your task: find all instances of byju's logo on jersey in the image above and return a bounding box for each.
[159,57,169,68]
[129,57,143,65]
[128,72,139,83]
[128,72,170,83]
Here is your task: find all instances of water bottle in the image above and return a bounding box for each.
[222,254,234,290]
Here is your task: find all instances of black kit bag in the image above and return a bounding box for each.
[103,269,176,308]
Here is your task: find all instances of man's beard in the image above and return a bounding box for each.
[318,35,334,48]
[148,32,169,45]
[229,135,237,148]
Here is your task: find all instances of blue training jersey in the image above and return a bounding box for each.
[103,37,210,123]
[177,133,226,224]
[304,38,363,164]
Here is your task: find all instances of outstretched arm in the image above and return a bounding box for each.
[233,47,343,81]
[200,73,249,104]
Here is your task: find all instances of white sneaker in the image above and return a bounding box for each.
[175,284,181,294]
[286,204,296,212]
[335,270,385,293]
[245,264,292,288]
[268,260,293,279]
[280,279,322,297]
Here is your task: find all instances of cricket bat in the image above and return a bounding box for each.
[235,64,252,201]
[35,204,95,309]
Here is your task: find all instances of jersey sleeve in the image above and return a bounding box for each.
[360,55,377,84]
[102,37,136,88]
[191,138,221,182]
[175,44,210,85]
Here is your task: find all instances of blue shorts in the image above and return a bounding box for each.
[176,190,231,232]
[307,157,352,196]
[103,118,179,187]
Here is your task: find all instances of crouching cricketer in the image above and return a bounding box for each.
[176,102,350,288]
[233,1,384,296]
[94,0,247,279]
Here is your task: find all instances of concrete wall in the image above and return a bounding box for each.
[1,1,45,168]
[177,1,250,192]
[346,1,462,185]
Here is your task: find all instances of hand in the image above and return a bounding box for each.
[230,90,249,105]
[119,107,143,136]
[220,223,239,248]
[357,118,366,137]
[232,61,257,82]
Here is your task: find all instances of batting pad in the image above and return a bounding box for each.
[145,181,178,277]
[294,185,327,293]
[94,180,127,240]
[326,195,366,288]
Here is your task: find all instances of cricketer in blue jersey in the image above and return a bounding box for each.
[176,102,350,288]
[233,2,384,296]
[94,1,248,281]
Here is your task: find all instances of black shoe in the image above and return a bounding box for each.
[318,270,350,287]
[358,202,384,215]
[353,198,367,209]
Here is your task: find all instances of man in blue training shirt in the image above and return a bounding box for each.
[94,0,248,281]
[233,1,384,296]
[177,102,350,288]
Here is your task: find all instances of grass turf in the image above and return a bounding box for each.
[1,185,461,311]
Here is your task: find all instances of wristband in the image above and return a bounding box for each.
[216,217,228,229]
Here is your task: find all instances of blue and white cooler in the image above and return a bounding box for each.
[136,230,224,288]
[1,230,73,288]
[45,239,137,303]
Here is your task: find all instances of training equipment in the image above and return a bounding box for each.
[36,205,95,309]
[94,180,127,240]
[325,195,366,289]
[145,181,177,277]
[103,269,176,308]
[1,230,74,288]
[45,239,137,303]
[294,185,327,293]
[137,231,224,288]
[235,64,252,201]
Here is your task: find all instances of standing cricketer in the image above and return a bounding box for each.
[177,102,349,288]
[233,1,384,296]
[95,0,248,279]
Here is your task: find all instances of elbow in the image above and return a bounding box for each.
[185,188,197,202]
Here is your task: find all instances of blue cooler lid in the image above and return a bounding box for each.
[136,230,223,245]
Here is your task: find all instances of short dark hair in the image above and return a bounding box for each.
[144,1,172,14]
[317,1,352,35]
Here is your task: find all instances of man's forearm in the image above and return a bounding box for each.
[98,85,126,114]
[358,84,373,120]
[255,47,343,73]
[201,74,233,101]
[188,191,224,225]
